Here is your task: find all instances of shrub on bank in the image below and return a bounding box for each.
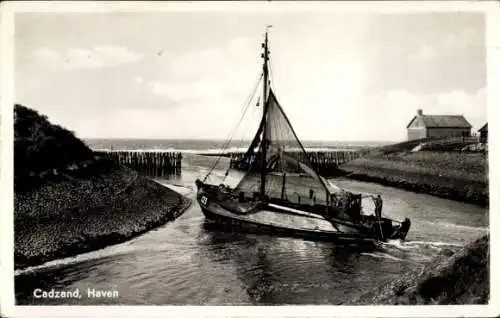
[13,103,192,269]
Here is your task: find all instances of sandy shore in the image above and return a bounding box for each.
[338,151,488,207]
[347,234,489,305]
[14,163,192,270]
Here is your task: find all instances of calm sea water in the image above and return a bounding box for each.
[84,138,390,153]
[14,140,488,305]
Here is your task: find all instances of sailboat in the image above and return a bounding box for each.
[195,29,411,244]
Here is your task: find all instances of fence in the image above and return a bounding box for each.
[94,151,182,177]
[228,150,361,177]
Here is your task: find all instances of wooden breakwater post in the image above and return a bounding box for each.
[94,150,182,177]
[228,150,361,177]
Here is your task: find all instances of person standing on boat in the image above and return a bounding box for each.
[374,195,383,219]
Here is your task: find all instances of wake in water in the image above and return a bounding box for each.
[403,240,465,248]
[420,220,489,233]
[14,240,138,277]
[382,239,463,250]
[360,252,406,262]
[362,238,465,263]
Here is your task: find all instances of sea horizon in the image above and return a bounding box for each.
[83,137,397,153]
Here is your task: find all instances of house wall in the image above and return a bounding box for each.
[480,130,488,143]
[407,116,426,140]
[426,128,471,139]
[407,128,427,140]
[406,116,472,140]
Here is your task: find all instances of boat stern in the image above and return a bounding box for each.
[389,217,411,240]
[365,216,411,242]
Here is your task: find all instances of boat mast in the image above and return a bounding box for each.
[260,27,270,197]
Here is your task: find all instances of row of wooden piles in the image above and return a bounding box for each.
[95,151,182,177]
[228,150,361,176]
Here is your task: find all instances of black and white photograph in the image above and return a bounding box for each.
[1,1,499,317]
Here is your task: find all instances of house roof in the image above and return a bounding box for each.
[407,115,473,129]
[478,123,488,132]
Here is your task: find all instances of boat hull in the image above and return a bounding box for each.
[199,204,378,245]
[195,181,410,244]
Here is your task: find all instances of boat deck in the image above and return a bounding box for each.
[209,200,360,234]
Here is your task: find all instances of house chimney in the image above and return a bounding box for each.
[417,109,423,116]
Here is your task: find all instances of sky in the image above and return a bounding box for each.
[14,9,487,142]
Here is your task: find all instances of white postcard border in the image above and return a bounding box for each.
[1,1,499,317]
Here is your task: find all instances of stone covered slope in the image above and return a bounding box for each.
[348,234,489,305]
[14,104,191,269]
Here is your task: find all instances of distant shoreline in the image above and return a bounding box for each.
[83,138,390,153]
[83,137,397,144]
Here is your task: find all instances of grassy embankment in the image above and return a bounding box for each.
[341,141,489,305]
[348,234,489,305]
[338,144,488,207]
[14,104,191,270]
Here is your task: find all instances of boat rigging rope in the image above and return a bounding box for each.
[268,59,277,94]
[236,93,261,147]
[204,72,264,182]
[378,217,385,240]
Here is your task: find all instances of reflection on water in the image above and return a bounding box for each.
[15,154,488,305]
[190,227,383,305]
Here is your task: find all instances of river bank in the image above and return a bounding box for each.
[348,233,489,305]
[338,151,488,207]
[339,151,490,305]
[338,151,490,305]
[14,162,192,270]
[14,104,192,270]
